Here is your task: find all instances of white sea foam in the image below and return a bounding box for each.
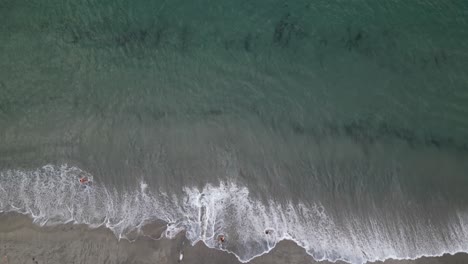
[0,164,467,264]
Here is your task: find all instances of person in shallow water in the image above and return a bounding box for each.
[80,177,89,184]
[218,235,225,243]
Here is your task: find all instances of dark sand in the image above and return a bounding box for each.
[0,213,466,264]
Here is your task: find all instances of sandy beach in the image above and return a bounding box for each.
[2,0,468,263]
[0,213,466,264]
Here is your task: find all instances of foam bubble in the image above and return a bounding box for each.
[1,164,467,264]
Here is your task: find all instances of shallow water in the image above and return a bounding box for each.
[1,1,468,263]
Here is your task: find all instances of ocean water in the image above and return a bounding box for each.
[1,0,468,263]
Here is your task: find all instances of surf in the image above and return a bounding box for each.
[1,164,467,264]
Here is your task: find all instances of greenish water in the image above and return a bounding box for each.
[1,1,468,263]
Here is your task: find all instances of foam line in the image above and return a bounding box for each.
[1,164,467,264]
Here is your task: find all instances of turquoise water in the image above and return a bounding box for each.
[1,1,468,263]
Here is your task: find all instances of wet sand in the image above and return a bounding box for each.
[0,213,466,264]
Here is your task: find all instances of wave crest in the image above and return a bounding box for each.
[1,164,467,264]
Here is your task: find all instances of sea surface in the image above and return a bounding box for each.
[1,1,468,263]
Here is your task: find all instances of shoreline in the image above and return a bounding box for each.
[0,213,466,264]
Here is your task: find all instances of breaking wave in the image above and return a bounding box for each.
[0,164,467,264]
